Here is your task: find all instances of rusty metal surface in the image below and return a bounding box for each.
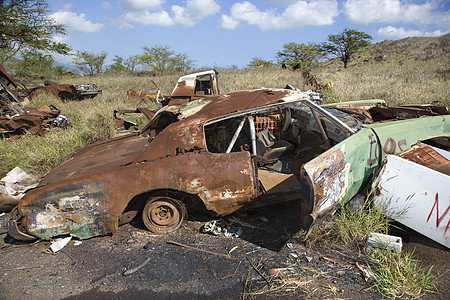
[14,88,317,240]
[28,84,79,101]
[18,151,256,239]
[127,89,162,103]
[0,104,62,136]
[0,64,19,98]
[28,83,101,101]
[397,143,450,175]
[324,100,449,124]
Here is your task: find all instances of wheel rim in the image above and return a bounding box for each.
[142,197,185,233]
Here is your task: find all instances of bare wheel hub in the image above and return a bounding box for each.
[142,197,186,233]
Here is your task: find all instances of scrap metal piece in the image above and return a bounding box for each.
[372,143,450,249]
[367,232,402,252]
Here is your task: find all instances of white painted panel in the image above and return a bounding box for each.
[373,154,450,249]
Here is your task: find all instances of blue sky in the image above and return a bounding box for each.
[47,0,450,69]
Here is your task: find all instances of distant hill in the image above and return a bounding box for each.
[323,33,450,68]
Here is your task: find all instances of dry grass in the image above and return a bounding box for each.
[1,35,448,175]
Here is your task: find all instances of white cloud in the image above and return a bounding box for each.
[220,14,240,30]
[172,0,221,27]
[376,26,447,39]
[344,0,450,29]
[219,0,338,31]
[50,11,104,33]
[266,0,297,3]
[125,10,174,26]
[122,0,220,27]
[102,1,112,9]
[120,0,163,11]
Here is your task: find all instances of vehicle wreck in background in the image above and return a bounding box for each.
[8,70,450,241]
[1,66,71,137]
[27,83,102,101]
[115,70,220,132]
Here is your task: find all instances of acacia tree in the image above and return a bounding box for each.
[320,29,372,68]
[276,42,323,70]
[107,55,140,73]
[0,0,70,63]
[74,51,107,75]
[247,57,274,69]
[138,45,192,75]
[12,49,55,78]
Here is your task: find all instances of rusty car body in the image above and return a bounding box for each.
[27,83,102,101]
[8,85,450,240]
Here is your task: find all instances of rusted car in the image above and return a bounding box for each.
[8,88,449,240]
[27,83,102,101]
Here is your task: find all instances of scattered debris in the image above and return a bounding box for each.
[127,79,165,103]
[203,219,243,238]
[246,255,271,285]
[322,257,340,264]
[356,262,375,282]
[367,232,403,252]
[286,243,312,262]
[123,257,152,276]
[167,240,232,259]
[0,167,40,212]
[48,236,72,253]
[372,141,450,249]
[4,265,58,271]
[229,246,239,254]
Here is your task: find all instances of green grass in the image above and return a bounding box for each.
[309,195,440,299]
[369,249,438,299]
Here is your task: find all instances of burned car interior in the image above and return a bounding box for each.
[204,101,358,196]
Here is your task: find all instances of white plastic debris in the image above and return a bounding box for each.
[367,232,402,252]
[203,220,242,238]
[287,243,311,262]
[1,167,40,212]
[49,236,72,253]
[0,167,39,199]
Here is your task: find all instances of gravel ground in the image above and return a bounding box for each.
[0,202,447,299]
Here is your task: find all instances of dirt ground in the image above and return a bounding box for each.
[0,202,448,300]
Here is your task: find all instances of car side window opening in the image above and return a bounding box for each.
[204,103,340,180]
[194,74,213,95]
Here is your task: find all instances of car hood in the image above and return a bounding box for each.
[38,133,150,187]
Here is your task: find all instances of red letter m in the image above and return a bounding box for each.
[426,193,450,234]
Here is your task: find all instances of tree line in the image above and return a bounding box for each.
[1,0,372,78]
